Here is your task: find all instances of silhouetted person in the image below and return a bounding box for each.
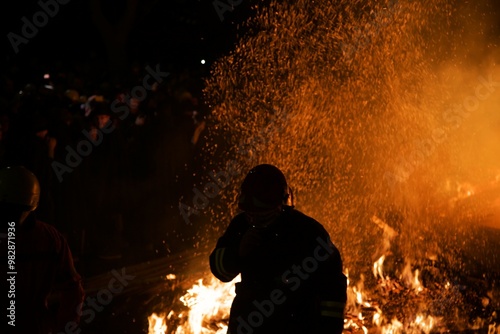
[3,109,56,224]
[210,164,347,334]
[0,166,84,334]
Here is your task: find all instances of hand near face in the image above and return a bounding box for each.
[238,227,265,257]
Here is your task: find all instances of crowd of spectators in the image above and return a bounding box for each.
[0,58,209,263]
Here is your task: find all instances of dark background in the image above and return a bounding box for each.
[2,0,499,88]
[1,0,257,85]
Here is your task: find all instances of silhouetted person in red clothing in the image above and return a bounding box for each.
[0,166,84,334]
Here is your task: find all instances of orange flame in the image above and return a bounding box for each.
[148,275,238,334]
[148,313,167,334]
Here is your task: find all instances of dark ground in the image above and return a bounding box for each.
[66,247,209,334]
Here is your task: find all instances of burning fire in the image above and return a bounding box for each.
[148,199,498,334]
[148,313,167,334]
[148,257,439,334]
[147,207,499,334]
[345,255,441,334]
[147,275,237,334]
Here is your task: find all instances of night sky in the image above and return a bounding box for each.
[1,0,257,86]
[2,0,499,86]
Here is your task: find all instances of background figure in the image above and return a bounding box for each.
[80,99,128,259]
[0,166,84,334]
[3,105,57,225]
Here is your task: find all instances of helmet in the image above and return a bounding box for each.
[0,166,40,211]
[238,164,290,212]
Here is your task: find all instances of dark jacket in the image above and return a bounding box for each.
[210,207,347,334]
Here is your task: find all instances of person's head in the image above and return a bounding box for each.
[0,166,40,224]
[64,89,80,104]
[97,114,111,129]
[91,102,112,129]
[238,164,292,226]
